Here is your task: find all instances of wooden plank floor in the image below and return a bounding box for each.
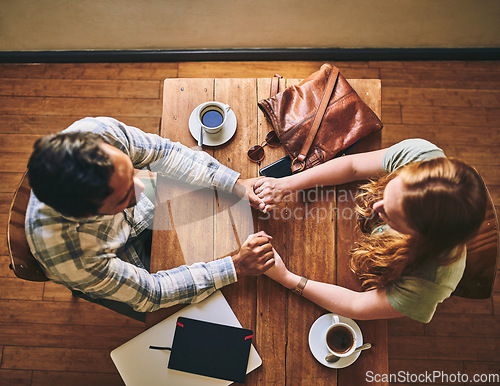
[0,61,498,385]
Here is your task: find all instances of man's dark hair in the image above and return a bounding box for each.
[27,132,115,217]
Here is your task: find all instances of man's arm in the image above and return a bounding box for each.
[106,231,273,312]
[34,228,274,313]
[67,117,265,208]
[107,118,267,208]
[68,117,241,193]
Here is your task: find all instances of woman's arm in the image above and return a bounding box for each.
[266,248,403,320]
[254,148,387,212]
[302,281,403,321]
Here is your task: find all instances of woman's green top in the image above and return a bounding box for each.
[381,139,466,323]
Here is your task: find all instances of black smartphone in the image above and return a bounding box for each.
[259,155,293,178]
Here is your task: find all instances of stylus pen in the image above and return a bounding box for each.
[149,346,172,351]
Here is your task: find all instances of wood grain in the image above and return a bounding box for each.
[254,77,289,384]
[0,115,160,135]
[0,322,143,349]
[1,346,117,373]
[31,371,124,386]
[0,96,161,117]
[0,63,179,80]
[0,78,160,99]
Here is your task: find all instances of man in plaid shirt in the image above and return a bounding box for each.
[26,117,274,321]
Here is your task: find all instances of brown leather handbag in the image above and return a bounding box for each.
[258,63,383,173]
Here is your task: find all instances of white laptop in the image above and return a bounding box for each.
[111,291,262,385]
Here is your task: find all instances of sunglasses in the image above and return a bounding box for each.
[247,131,281,163]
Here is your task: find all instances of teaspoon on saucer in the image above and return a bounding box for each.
[325,343,372,363]
[198,125,203,147]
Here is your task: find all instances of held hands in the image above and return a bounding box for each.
[232,231,275,277]
[233,178,266,210]
[234,176,292,212]
[253,177,291,213]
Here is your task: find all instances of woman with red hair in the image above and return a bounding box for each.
[254,139,487,323]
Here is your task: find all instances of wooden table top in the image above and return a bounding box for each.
[147,76,388,385]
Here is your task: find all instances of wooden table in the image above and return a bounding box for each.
[147,76,388,385]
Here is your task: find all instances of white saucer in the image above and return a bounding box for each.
[189,103,237,147]
[308,313,363,369]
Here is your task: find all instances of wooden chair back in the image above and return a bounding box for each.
[453,187,499,299]
[7,171,49,282]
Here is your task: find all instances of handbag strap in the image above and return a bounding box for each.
[292,65,340,172]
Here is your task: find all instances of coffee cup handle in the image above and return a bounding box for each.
[224,104,231,112]
[332,315,340,324]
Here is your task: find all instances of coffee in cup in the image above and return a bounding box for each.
[324,315,357,358]
[198,102,231,134]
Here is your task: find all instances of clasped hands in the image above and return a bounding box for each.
[232,231,288,282]
[234,176,289,213]
[232,177,291,281]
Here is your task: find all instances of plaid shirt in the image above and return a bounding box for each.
[26,117,240,312]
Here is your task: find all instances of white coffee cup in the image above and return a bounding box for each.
[323,315,358,358]
[198,102,231,134]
